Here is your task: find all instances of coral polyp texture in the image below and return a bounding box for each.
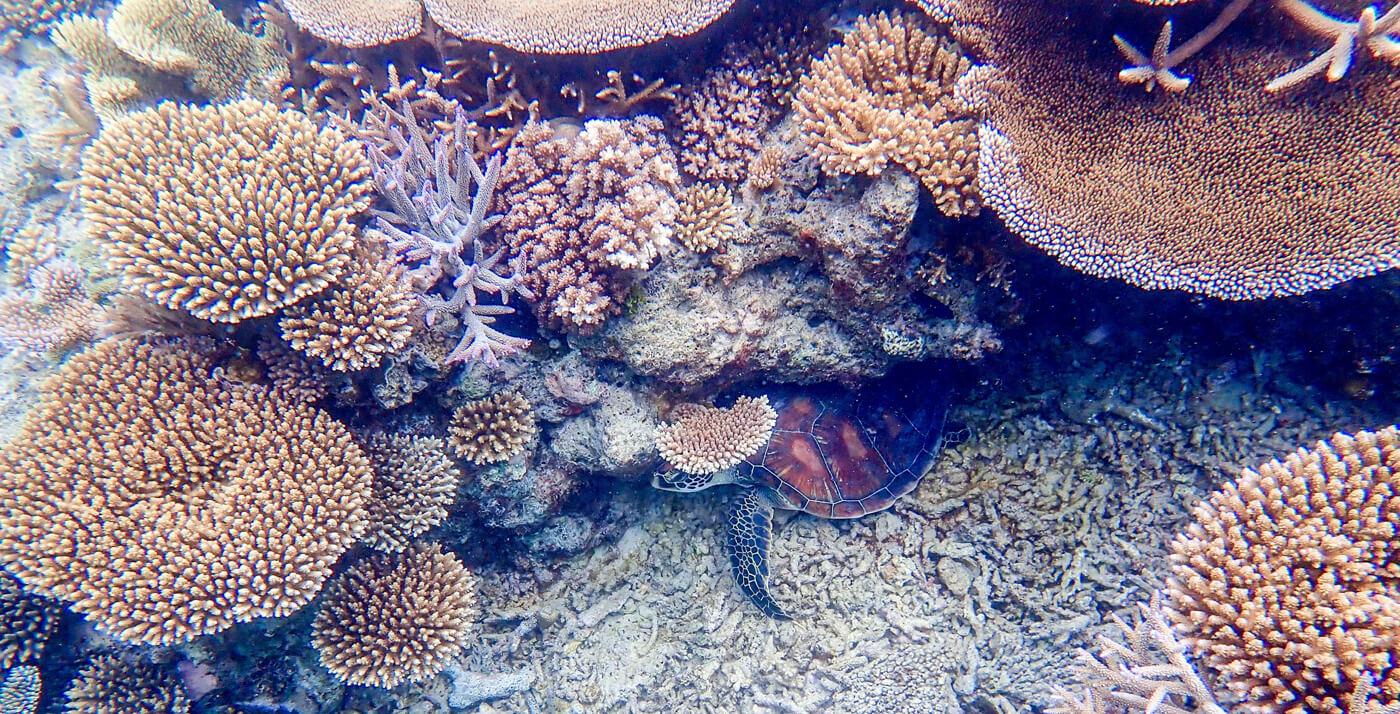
[1166,426,1400,713]
[916,0,1400,298]
[279,0,423,47]
[0,258,105,354]
[448,391,538,464]
[0,0,96,53]
[496,117,681,331]
[674,184,739,253]
[656,395,778,475]
[279,252,418,372]
[312,544,479,689]
[363,433,463,553]
[421,0,738,53]
[0,337,373,644]
[0,572,59,670]
[0,666,40,714]
[79,99,371,323]
[795,11,982,218]
[64,655,189,714]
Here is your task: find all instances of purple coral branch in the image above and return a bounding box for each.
[366,101,533,367]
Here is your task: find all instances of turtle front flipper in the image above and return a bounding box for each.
[725,489,792,620]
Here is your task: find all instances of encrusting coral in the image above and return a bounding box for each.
[916,0,1400,299]
[362,433,463,553]
[80,99,370,323]
[655,395,777,475]
[53,0,285,119]
[0,337,373,645]
[1166,426,1400,713]
[448,391,538,464]
[278,250,418,372]
[367,102,532,366]
[312,544,479,689]
[795,11,982,218]
[496,117,681,332]
[674,184,739,254]
[0,572,59,671]
[0,258,106,355]
[65,655,189,714]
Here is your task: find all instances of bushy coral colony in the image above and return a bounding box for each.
[0,0,1395,711]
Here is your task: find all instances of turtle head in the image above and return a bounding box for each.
[651,467,735,493]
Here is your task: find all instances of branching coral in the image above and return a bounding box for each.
[655,396,777,475]
[54,0,285,119]
[496,117,681,332]
[0,572,59,670]
[447,391,537,464]
[279,251,418,372]
[368,101,532,366]
[363,433,462,552]
[0,666,39,714]
[1,0,97,53]
[65,655,189,714]
[0,337,373,644]
[674,184,739,254]
[0,258,105,354]
[312,544,479,689]
[257,334,330,403]
[795,11,982,218]
[1166,426,1400,713]
[917,0,1400,298]
[80,99,370,323]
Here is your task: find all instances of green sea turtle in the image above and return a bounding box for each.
[652,371,950,618]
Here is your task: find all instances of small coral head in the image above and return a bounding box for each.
[651,468,724,493]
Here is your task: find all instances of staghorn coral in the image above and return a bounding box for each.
[1047,597,1227,714]
[362,433,462,553]
[674,184,739,254]
[0,258,105,355]
[916,0,1400,299]
[422,0,737,53]
[1166,426,1400,713]
[668,20,823,185]
[312,544,479,689]
[279,251,418,372]
[0,337,373,644]
[0,572,59,671]
[64,655,188,714]
[1,0,96,53]
[448,391,537,464]
[279,0,422,47]
[655,395,777,475]
[795,11,982,218]
[496,117,681,332]
[0,666,40,714]
[80,100,370,323]
[368,101,532,366]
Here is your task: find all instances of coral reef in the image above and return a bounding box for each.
[448,391,537,464]
[367,102,532,366]
[279,252,418,372]
[655,395,777,475]
[0,572,58,670]
[1166,426,1400,713]
[916,0,1400,298]
[673,184,739,254]
[80,99,370,323]
[420,0,738,53]
[795,11,982,218]
[0,258,105,355]
[362,433,462,553]
[312,544,479,689]
[0,666,40,714]
[256,333,331,403]
[279,0,422,47]
[495,117,681,332]
[65,655,189,714]
[0,337,372,644]
[0,0,95,54]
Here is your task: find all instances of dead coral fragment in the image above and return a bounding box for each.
[279,253,418,372]
[656,395,777,476]
[313,544,479,689]
[363,433,462,553]
[65,655,189,714]
[422,0,737,54]
[0,338,373,644]
[80,100,370,323]
[1166,426,1400,713]
[448,391,537,464]
[674,184,739,254]
[795,12,982,218]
